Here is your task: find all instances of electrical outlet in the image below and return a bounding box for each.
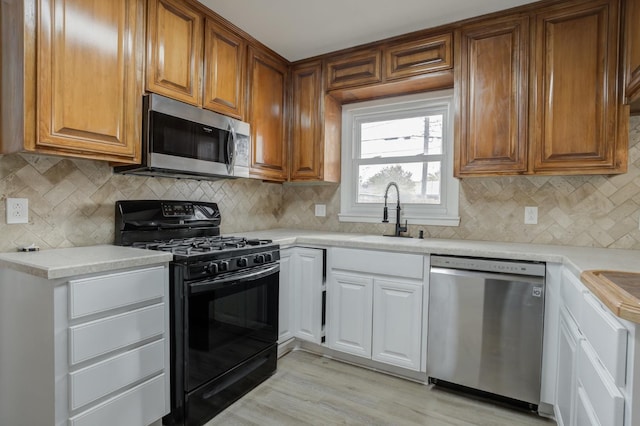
[314,204,326,217]
[524,206,538,225]
[6,198,28,224]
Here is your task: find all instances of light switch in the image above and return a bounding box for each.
[315,204,326,217]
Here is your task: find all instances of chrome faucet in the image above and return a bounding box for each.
[382,182,408,237]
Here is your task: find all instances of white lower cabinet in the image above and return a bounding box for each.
[372,279,422,370]
[327,272,373,357]
[0,263,170,426]
[327,248,425,372]
[279,247,325,344]
[554,270,629,426]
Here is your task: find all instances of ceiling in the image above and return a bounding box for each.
[198,0,538,62]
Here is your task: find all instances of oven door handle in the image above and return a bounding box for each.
[188,263,279,294]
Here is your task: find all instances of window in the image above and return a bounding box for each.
[339,90,459,226]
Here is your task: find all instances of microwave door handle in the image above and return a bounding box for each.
[226,124,237,175]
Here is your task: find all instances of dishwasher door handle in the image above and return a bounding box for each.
[430,266,545,285]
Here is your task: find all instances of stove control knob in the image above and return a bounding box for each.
[255,254,265,264]
[206,262,219,273]
[238,257,248,267]
[264,253,273,262]
[219,260,229,272]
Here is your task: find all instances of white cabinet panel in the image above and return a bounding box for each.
[576,386,601,426]
[69,303,165,365]
[577,340,624,426]
[278,249,294,343]
[69,266,165,319]
[556,308,582,426]
[327,272,373,357]
[331,248,423,279]
[372,279,422,370]
[561,269,586,326]
[70,339,165,410]
[293,248,324,343]
[69,374,166,426]
[581,293,627,386]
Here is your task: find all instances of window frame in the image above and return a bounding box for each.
[338,90,460,226]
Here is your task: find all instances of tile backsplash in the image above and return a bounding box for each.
[0,115,639,252]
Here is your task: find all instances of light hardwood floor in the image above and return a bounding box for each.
[207,350,556,426]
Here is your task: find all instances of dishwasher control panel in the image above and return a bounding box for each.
[430,255,546,277]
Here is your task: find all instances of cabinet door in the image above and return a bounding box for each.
[625,0,640,103]
[147,0,203,106]
[290,61,323,181]
[530,0,625,174]
[372,279,422,371]
[36,0,144,162]
[326,49,382,90]
[556,308,581,426]
[293,248,324,343]
[384,33,453,80]
[246,45,288,181]
[278,249,295,343]
[327,272,373,358]
[455,16,530,176]
[203,18,245,119]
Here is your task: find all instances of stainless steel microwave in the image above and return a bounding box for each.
[114,94,251,180]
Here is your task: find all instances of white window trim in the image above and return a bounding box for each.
[338,90,460,226]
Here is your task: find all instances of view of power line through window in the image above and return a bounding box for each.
[357,115,443,204]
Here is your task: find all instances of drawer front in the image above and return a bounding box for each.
[69,373,166,426]
[384,33,453,80]
[577,340,624,426]
[69,303,165,365]
[69,266,165,319]
[326,49,382,90]
[70,339,165,410]
[561,270,585,325]
[581,293,627,386]
[331,248,423,279]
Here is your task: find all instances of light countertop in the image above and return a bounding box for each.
[0,245,172,280]
[239,228,640,276]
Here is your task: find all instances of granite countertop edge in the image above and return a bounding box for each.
[0,245,173,280]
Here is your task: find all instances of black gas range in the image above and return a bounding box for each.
[115,200,279,426]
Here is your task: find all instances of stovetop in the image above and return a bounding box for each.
[131,236,274,260]
[115,200,280,267]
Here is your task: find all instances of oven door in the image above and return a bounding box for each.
[185,263,279,392]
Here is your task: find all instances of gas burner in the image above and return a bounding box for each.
[131,236,273,257]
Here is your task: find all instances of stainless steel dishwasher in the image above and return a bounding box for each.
[427,255,545,410]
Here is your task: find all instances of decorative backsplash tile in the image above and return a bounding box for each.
[280,116,640,249]
[0,115,639,252]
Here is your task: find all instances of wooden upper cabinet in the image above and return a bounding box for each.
[34,0,145,162]
[384,33,453,80]
[530,0,626,174]
[625,0,640,105]
[246,46,289,182]
[147,0,203,106]
[290,61,340,182]
[203,18,245,119]
[455,16,530,176]
[326,49,382,90]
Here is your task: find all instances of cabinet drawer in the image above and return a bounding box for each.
[69,304,165,365]
[69,339,165,410]
[576,340,624,426]
[581,293,627,386]
[326,49,382,90]
[69,266,165,319]
[331,248,423,279]
[69,373,166,426]
[561,270,585,325]
[384,33,452,80]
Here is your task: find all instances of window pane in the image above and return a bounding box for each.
[357,162,441,204]
[360,115,443,159]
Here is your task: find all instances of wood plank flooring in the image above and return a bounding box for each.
[206,350,556,426]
